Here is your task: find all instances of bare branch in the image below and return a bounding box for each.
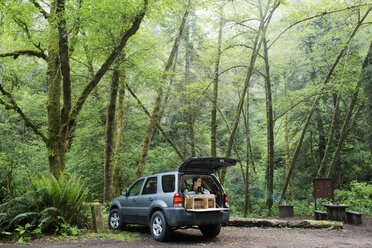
[205,94,247,183]
[126,84,184,160]
[0,98,14,110]
[30,0,49,19]
[0,84,48,143]
[254,68,266,79]
[0,50,47,61]
[219,65,248,76]
[68,0,148,132]
[243,0,258,8]
[195,65,249,104]
[224,31,250,44]
[263,1,280,28]
[268,4,371,49]
[68,0,83,56]
[273,90,332,122]
[223,44,265,59]
[13,16,45,53]
[229,19,257,31]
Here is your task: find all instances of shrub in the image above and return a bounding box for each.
[335,180,372,215]
[0,173,89,235]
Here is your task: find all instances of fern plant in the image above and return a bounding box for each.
[0,173,89,235]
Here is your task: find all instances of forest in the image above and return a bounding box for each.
[0,0,371,237]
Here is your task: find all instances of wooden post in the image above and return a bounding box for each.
[91,202,104,232]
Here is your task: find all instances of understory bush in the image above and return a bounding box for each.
[335,180,372,215]
[0,173,89,237]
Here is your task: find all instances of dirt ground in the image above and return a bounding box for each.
[1,215,371,248]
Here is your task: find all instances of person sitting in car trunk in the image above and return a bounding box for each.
[184,176,210,194]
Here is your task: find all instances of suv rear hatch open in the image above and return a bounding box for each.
[179,157,238,212]
[179,157,238,174]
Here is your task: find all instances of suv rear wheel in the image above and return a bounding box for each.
[150,211,170,242]
[108,209,126,230]
[199,223,221,238]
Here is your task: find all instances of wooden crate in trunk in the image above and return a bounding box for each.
[185,197,215,209]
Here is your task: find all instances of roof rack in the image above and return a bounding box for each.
[151,169,178,175]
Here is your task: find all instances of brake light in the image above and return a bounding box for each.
[173,193,183,207]
[225,193,229,207]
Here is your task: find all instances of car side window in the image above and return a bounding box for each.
[142,177,158,195]
[162,175,175,193]
[128,179,144,196]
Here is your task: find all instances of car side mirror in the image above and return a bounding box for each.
[121,190,128,196]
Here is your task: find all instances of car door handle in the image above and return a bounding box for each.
[148,198,154,202]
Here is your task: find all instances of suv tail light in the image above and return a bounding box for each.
[225,193,229,207]
[173,193,183,207]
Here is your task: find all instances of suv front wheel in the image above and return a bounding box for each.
[150,211,170,241]
[108,209,126,230]
[199,223,221,238]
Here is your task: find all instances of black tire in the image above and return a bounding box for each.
[108,208,126,230]
[150,211,170,242]
[199,223,221,238]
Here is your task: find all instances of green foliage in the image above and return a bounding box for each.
[1,0,371,222]
[335,181,372,215]
[0,174,89,236]
[12,223,42,243]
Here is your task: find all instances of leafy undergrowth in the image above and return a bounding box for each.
[335,181,372,215]
[0,173,89,243]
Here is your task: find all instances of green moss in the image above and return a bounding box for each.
[46,230,141,243]
[83,230,142,242]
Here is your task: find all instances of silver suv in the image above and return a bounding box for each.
[108,157,237,241]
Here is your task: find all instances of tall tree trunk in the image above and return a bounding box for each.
[243,85,252,217]
[47,0,72,179]
[283,76,294,201]
[363,42,372,160]
[316,109,326,163]
[317,93,341,177]
[280,9,370,201]
[211,4,223,157]
[212,98,246,182]
[112,53,127,197]
[136,0,191,178]
[325,42,372,178]
[262,24,274,214]
[184,19,196,157]
[47,0,63,178]
[56,0,72,178]
[221,0,279,184]
[188,112,196,157]
[104,69,119,202]
[220,26,261,184]
[310,130,319,172]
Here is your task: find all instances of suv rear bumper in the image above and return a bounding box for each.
[163,207,230,227]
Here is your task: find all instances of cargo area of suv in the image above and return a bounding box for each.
[108,157,238,241]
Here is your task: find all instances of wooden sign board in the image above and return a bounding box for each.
[313,179,334,199]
